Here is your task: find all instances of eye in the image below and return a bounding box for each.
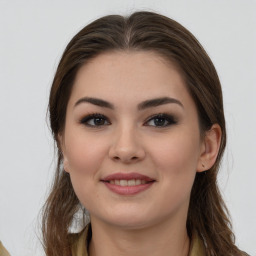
[80,113,110,127]
[145,114,177,127]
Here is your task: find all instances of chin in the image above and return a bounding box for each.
[108,217,152,230]
[101,208,160,230]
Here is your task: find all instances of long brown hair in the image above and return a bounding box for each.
[42,11,246,256]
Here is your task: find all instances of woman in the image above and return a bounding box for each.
[42,11,248,256]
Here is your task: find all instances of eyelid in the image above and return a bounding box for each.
[79,112,177,128]
[80,113,111,127]
[144,113,177,127]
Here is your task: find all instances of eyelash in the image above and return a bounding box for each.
[145,113,177,128]
[80,113,111,127]
[79,113,177,128]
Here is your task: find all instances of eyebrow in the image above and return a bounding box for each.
[74,97,114,109]
[74,96,183,110]
[137,97,184,110]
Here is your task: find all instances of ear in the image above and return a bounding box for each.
[197,124,222,172]
[58,133,70,173]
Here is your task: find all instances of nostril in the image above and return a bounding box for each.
[109,145,146,163]
[112,155,139,162]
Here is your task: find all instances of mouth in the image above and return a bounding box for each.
[103,179,153,186]
[101,172,156,195]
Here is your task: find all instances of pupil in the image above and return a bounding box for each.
[94,118,104,125]
[154,118,165,126]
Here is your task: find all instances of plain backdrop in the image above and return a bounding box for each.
[0,0,255,255]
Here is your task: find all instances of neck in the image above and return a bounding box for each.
[88,217,190,256]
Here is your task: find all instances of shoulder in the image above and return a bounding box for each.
[188,234,250,256]
[0,242,11,256]
[68,225,91,256]
[241,252,250,256]
[189,233,206,256]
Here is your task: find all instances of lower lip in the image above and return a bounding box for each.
[102,181,154,195]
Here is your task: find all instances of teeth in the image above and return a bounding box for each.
[120,180,128,186]
[108,179,149,186]
[128,179,135,186]
[135,179,141,185]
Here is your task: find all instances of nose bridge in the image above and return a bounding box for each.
[116,123,137,148]
[109,121,145,162]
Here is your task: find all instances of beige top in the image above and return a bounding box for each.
[70,226,206,256]
[0,228,206,256]
[0,242,10,256]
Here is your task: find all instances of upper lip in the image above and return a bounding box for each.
[101,172,155,182]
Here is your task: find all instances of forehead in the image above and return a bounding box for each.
[69,51,193,109]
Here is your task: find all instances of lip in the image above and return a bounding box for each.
[101,172,155,196]
[101,172,154,181]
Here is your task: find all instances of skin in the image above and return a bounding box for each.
[60,51,221,256]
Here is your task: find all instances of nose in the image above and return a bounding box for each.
[108,126,146,163]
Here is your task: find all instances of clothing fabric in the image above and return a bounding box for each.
[70,225,206,256]
[0,242,10,256]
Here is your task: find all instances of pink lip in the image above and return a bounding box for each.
[101,172,155,196]
[101,172,154,182]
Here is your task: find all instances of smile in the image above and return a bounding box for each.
[101,173,155,195]
[107,179,148,186]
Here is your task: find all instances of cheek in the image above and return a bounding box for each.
[152,132,200,169]
[63,132,109,208]
[64,130,108,176]
[150,135,200,213]
[149,131,200,191]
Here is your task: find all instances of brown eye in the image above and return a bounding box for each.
[80,114,110,127]
[145,114,177,127]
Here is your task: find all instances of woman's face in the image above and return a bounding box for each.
[61,51,205,229]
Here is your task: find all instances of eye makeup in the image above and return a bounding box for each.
[79,113,110,127]
[79,111,178,129]
[144,113,178,128]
